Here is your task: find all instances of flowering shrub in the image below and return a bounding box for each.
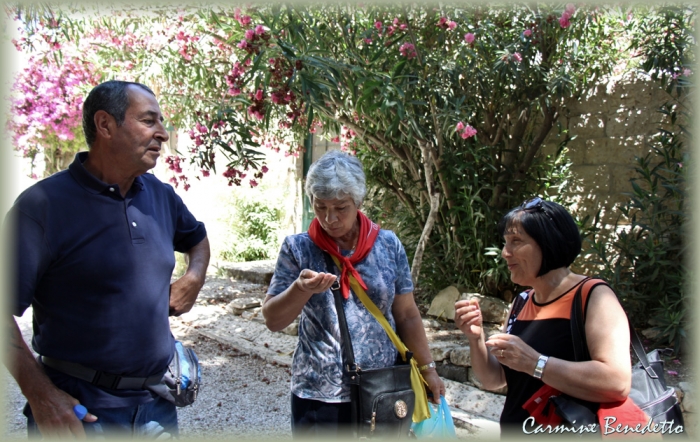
[7,4,694,296]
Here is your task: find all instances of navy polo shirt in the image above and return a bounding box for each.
[8,152,207,408]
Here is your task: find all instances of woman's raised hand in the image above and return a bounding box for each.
[294,269,338,295]
[454,298,483,340]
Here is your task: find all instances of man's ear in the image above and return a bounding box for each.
[94,110,115,140]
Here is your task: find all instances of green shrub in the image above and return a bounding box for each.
[220,199,283,263]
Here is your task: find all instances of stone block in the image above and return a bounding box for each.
[422,318,441,330]
[427,286,461,320]
[443,379,506,421]
[610,166,640,194]
[570,113,607,139]
[458,293,509,324]
[436,363,469,383]
[679,382,695,413]
[429,342,459,362]
[450,347,471,367]
[468,368,508,395]
[226,297,262,315]
[571,165,611,194]
[282,321,299,336]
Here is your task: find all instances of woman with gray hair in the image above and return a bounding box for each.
[262,150,444,438]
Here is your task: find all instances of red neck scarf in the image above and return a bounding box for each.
[308,211,380,299]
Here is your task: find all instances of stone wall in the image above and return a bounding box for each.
[540,72,680,226]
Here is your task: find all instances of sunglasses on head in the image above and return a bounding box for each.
[522,197,554,221]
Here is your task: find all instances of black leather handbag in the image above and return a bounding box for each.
[325,253,415,438]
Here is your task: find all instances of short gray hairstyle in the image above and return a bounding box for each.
[305,150,366,206]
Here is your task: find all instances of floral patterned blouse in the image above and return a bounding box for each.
[267,229,414,402]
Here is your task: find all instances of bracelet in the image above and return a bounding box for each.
[419,361,436,372]
[533,355,549,379]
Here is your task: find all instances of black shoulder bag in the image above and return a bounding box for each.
[324,253,415,439]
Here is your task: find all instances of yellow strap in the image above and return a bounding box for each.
[332,256,431,422]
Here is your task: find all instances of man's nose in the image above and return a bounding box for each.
[155,121,170,143]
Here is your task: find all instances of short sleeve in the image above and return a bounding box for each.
[392,233,414,295]
[170,189,207,252]
[267,237,301,296]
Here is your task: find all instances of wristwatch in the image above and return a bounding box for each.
[533,355,549,379]
[419,361,436,372]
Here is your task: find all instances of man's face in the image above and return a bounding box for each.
[111,86,169,176]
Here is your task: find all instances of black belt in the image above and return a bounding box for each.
[40,356,164,390]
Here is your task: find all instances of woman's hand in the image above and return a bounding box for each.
[454,298,483,340]
[421,369,446,404]
[293,269,337,295]
[485,333,539,375]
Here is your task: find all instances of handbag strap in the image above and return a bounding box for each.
[325,253,411,363]
[570,277,652,374]
[323,252,358,370]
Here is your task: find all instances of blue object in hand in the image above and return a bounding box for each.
[73,404,87,420]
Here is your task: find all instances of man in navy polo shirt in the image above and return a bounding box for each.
[5,80,210,438]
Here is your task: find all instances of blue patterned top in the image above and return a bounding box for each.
[267,229,414,402]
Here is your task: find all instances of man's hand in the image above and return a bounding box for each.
[28,387,97,439]
[169,272,202,316]
[169,237,210,316]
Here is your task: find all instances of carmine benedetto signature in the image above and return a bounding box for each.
[522,417,685,436]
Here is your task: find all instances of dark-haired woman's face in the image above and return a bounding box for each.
[501,226,542,286]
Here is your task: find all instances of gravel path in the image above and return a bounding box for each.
[4,277,294,439]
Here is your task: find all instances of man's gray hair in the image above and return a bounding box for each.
[305,150,366,206]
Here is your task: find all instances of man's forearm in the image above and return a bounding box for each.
[5,317,54,402]
[184,236,210,286]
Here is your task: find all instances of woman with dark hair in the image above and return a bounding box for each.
[455,197,632,436]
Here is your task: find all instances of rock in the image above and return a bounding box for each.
[679,382,695,413]
[483,323,503,340]
[429,342,459,362]
[282,321,299,336]
[450,347,471,367]
[444,379,505,421]
[436,363,469,383]
[427,286,461,320]
[241,308,264,323]
[226,297,262,315]
[469,368,508,395]
[641,327,661,340]
[459,293,509,324]
[422,318,441,329]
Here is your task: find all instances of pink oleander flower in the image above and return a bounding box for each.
[683,68,692,77]
[399,42,417,58]
[456,121,465,131]
[255,25,266,35]
[239,15,252,26]
[460,125,477,139]
[249,179,258,188]
[448,21,457,30]
[254,89,264,101]
[565,3,576,16]
[201,170,210,177]
[262,166,269,173]
[559,16,571,28]
[245,29,255,41]
[524,29,532,37]
[364,38,372,44]
[513,52,523,63]
[399,24,407,30]
[438,17,447,27]
[464,33,475,44]
[237,39,248,49]
[375,21,382,30]
[667,370,678,376]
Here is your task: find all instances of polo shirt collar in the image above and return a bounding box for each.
[69,151,145,195]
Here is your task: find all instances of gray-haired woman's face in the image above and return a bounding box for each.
[312,195,359,240]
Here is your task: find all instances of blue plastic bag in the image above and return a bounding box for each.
[411,395,457,438]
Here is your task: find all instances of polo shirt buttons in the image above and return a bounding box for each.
[132,222,137,227]
[109,187,115,192]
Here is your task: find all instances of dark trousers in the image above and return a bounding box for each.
[291,393,354,439]
[26,395,178,439]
